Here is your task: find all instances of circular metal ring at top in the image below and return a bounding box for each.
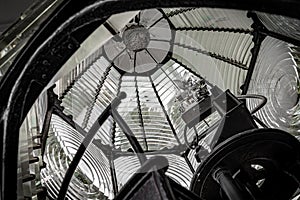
[103,9,173,75]
[122,24,150,52]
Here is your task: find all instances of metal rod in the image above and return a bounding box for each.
[159,67,181,91]
[40,106,53,156]
[109,151,119,196]
[149,76,181,144]
[175,26,252,34]
[135,76,148,151]
[57,92,125,199]
[53,108,87,136]
[82,65,113,129]
[213,168,249,200]
[173,43,248,70]
[236,94,267,114]
[109,76,122,196]
[104,22,122,41]
[165,8,195,17]
[252,115,268,128]
[111,107,147,164]
[59,52,103,101]
[259,28,300,47]
[148,16,164,29]
[242,12,266,94]
[145,48,158,63]
[182,152,195,173]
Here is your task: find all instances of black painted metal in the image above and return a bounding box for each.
[111,107,147,163]
[159,66,181,90]
[149,75,181,144]
[57,92,125,199]
[41,85,90,155]
[22,174,36,183]
[166,8,196,17]
[45,86,89,136]
[213,168,250,200]
[148,16,164,29]
[191,128,300,200]
[194,90,258,162]
[109,73,122,196]
[40,89,54,156]
[212,90,257,143]
[257,22,300,47]
[0,0,300,199]
[174,42,249,70]
[115,156,203,200]
[82,64,113,129]
[182,151,195,173]
[252,115,268,128]
[103,22,122,41]
[241,12,266,94]
[109,150,119,196]
[175,26,252,34]
[134,76,148,151]
[236,94,267,114]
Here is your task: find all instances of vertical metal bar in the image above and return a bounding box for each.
[57,93,124,199]
[109,72,122,196]
[111,107,147,164]
[241,12,266,95]
[159,67,181,90]
[40,106,53,156]
[135,76,148,151]
[109,151,119,196]
[182,152,195,173]
[213,168,250,200]
[173,43,248,70]
[149,75,181,144]
[40,87,57,156]
[82,64,113,129]
[175,26,251,34]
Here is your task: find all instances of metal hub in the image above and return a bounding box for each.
[122,24,150,52]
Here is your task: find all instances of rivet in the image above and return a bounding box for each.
[42,60,50,66]
[68,43,74,49]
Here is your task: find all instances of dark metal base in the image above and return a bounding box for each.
[190,128,300,200]
[115,156,202,200]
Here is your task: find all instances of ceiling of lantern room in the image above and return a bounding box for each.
[50,8,299,158]
[54,8,259,94]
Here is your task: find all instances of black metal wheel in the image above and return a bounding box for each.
[190,128,300,200]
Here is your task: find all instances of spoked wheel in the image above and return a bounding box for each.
[190,128,300,200]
